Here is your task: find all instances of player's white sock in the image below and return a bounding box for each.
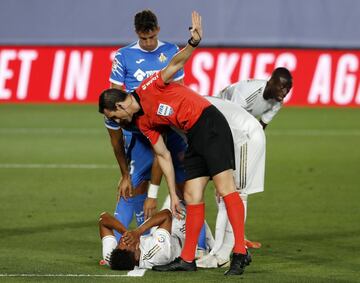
[161,194,171,210]
[210,197,228,255]
[240,192,248,222]
[215,221,233,260]
[204,220,215,250]
[102,235,117,263]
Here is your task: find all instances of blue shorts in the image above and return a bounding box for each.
[114,193,147,241]
[123,129,186,188]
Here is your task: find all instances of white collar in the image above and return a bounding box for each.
[131,40,165,52]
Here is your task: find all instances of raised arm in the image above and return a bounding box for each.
[160,11,202,83]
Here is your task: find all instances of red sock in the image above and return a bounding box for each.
[223,192,246,254]
[180,203,205,262]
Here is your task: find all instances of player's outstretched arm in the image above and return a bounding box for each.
[161,11,202,83]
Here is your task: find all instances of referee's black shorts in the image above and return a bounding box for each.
[184,105,235,180]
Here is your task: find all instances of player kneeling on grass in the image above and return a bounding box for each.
[99,209,185,270]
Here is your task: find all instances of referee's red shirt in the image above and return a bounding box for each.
[135,72,211,145]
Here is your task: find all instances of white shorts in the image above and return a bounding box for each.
[205,97,266,195]
[233,122,266,195]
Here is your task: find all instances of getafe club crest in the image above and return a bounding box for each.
[158,53,167,63]
[157,103,173,116]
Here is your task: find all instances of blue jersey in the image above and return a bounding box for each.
[106,40,187,238]
[110,40,184,91]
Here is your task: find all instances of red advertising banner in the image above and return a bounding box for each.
[1,46,360,106]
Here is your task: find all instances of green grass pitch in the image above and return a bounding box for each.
[0,104,359,282]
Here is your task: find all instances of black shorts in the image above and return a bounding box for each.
[184,105,235,180]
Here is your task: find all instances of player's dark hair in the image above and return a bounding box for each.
[109,248,136,270]
[272,67,293,89]
[134,10,158,33]
[98,88,128,113]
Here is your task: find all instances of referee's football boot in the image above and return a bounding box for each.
[224,250,251,276]
[152,257,197,272]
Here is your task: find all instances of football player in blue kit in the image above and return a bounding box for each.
[104,10,191,246]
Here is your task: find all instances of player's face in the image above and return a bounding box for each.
[103,107,131,125]
[136,27,160,51]
[104,96,134,124]
[271,77,292,102]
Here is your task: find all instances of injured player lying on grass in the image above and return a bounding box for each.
[99,208,186,270]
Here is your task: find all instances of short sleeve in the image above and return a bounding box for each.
[261,102,282,124]
[104,117,120,130]
[136,117,160,145]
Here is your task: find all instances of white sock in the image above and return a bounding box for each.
[240,192,248,222]
[102,235,117,262]
[210,197,228,255]
[216,220,233,260]
[204,220,215,250]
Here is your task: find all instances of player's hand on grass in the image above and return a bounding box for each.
[117,175,133,201]
[144,198,157,220]
[189,11,202,43]
[170,194,183,219]
[122,230,140,246]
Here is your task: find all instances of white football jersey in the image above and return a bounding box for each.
[216,79,282,124]
[138,223,184,269]
[206,97,260,144]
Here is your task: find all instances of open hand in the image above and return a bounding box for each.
[122,230,140,246]
[117,175,133,201]
[189,11,202,42]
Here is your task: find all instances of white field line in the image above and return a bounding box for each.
[0,164,117,169]
[0,128,360,136]
[0,274,142,277]
[0,128,103,134]
[266,129,360,136]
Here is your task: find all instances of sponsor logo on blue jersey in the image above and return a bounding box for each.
[134,69,158,82]
[136,58,145,64]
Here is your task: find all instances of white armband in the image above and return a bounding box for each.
[147,184,160,199]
